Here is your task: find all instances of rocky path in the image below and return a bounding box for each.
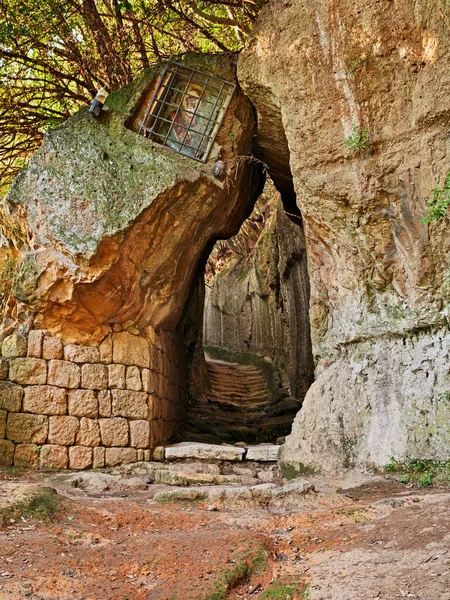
[186,359,295,444]
[1,454,450,600]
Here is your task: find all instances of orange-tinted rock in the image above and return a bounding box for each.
[69,446,93,469]
[22,385,66,415]
[48,416,79,446]
[39,444,68,469]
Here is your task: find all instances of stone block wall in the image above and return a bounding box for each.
[0,328,187,469]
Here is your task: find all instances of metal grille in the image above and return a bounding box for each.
[138,61,236,162]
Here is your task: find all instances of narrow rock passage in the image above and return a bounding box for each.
[185,358,293,444]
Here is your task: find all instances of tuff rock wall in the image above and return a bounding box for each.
[238,0,450,471]
[0,53,263,468]
[204,200,314,405]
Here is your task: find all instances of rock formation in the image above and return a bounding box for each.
[203,198,314,413]
[239,0,450,471]
[0,53,264,468]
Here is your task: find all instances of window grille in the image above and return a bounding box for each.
[138,61,236,163]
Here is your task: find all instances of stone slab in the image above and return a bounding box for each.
[245,444,280,462]
[165,442,245,462]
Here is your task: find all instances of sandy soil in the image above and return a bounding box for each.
[0,468,449,600]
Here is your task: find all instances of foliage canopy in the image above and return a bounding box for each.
[0,0,263,190]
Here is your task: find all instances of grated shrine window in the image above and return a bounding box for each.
[138,61,236,162]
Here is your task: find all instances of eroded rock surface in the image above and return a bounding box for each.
[4,53,262,344]
[0,53,263,468]
[204,200,314,407]
[239,0,450,470]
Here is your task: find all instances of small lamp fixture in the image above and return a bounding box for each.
[89,88,108,117]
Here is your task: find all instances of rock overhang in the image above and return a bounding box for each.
[4,52,264,344]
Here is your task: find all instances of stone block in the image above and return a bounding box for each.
[137,449,144,461]
[129,420,150,449]
[6,413,48,443]
[42,336,63,360]
[98,390,112,417]
[152,446,165,461]
[0,382,23,412]
[47,360,80,389]
[112,332,149,368]
[150,419,174,447]
[99,417,128,447]
[23,385,66,415]
[0,409,6,438]
[2,333,27,358]
[153,347,163,374]
[155,372,164,398]
[64,344,100,363]
[148,393,161,420]
[141,369,155,393]
[81,363,108,390]
[39,444,68,469]
[27,330,44,358]
[126,366,142,391]
[245,444,280,462]
[69,446,93,470]
[68,389,98,417]
[167,382,177,404]
[76,417,101,447]
[9,358,47,385]
[14,444,40,467]
[111,389,148,419]
[143,449,151,461]
[108,364,126,389]
[161,399,176,421]
[0,439,14,466]
[105,447,137,467]
[93,446,105,468]
[48,416,79,445]
[155,470,217,486]
[99,336,113,364]
[165,442,245,462]
[0,358,9,380]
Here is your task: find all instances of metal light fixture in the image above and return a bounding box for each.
[89,88,108,117]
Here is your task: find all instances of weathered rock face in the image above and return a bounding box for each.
[0,53,263,468]
[204,200,314,404]
[239,0,450,470]
[4,53,262,344]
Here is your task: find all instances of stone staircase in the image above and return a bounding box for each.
[57,442,314,506]
[185,358,300,444]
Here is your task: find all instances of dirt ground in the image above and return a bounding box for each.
[0,467,449,600]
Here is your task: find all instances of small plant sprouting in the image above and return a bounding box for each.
[421,171,450,223]
[418,471,432,487]
[344,124,371,153]
[437,391,450,402]
[348,55,367,75]
[384,457,398,473]
[383,457,450,487]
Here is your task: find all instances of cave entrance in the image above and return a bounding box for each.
[182,176,315,446]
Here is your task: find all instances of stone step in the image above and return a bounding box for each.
[152,479,314,504]
[155,469,259,487]
[163,442,281,463]
[165,441,245,462]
